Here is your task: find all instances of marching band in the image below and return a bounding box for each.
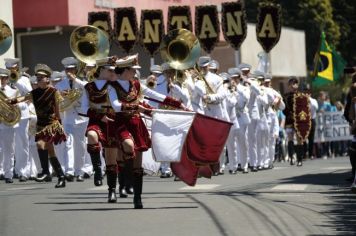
[1,23,355,209]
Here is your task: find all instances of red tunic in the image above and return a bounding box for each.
[110,80,151,152]
[84,81,117,148]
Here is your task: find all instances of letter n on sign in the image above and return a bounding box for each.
[221,1,247,50]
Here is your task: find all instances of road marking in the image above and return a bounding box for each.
[6,186,41,191]
[87,186,107,191]
[180,184,220,191]
[273,167,287,170]
[322,167,350,170]
[262,193,303,197]
[271,184,308,191]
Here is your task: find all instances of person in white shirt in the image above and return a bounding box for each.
[4,58,32,182]
[0,68,20,183]
[228,67,251,173]
[55,57,88,182]
[263,74,285,168]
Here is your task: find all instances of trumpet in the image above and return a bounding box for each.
[9,70,20,84]
[146,75,157,89]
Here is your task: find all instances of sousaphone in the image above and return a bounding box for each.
[0,19,20,126]
[60,25,110,111]
[0,19,12,55]
[160,29,200,70]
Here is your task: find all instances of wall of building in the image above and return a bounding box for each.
[241,24,307,77]
[0,0,15,68]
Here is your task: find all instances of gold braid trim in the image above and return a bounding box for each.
[36,120,65,138]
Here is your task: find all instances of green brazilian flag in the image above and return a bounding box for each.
[313,31,346,86]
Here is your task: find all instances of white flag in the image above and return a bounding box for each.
[151,109,195,162]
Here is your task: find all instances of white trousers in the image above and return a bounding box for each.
[29,135,41,177]
[0,128,15,179]
[59,122,88,176]
[256,128,268,167]
[248,119,258,167]
[14,119,30,177]
[236,123,249,169]
[226,129,238,171]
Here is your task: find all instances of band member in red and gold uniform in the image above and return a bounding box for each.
[107,54,185,209]
[9,64,67,188]
[282,77,311,167]
[80,57,118,188]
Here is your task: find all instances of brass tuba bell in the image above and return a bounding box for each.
[0,90,21,126]
[0,20,12,56]
[70,25,110,65]
[160,29,201,70]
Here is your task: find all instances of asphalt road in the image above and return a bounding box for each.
[0,156,355,236]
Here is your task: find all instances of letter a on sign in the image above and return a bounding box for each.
[256,2,282,53]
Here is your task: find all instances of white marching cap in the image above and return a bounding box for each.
[4,58,20,69]
[85,62,96,67]
[219,72,230,82]
[264,73,272,82]
[51,71,65,82]
[61,57,78,68]
[238,63,252,71]
[0,68,10,77]
[116,54,141,69]
[150,64,163,74]
[161,62,171,71]
[208,60,219,70]
[198,56,211,67]
[228,67,241,77]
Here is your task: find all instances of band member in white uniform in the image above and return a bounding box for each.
[55,57,88,182]
[264,74,285,168]
[220,71,239,174]
[239,64,262,172]
[228,67,251,173]
[0,68,20,183]
[4,58,32,182]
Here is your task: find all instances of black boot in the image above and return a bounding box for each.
[118,170,128,198]
[106,165,117,203]
[35,149,52,182]
[91,153,103,186]
[49,157,66,188]
[133,168,144,209]
[124,160,134,194]
[296,145,303,167]
[288,141,295,165]
[87,144,103,186]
